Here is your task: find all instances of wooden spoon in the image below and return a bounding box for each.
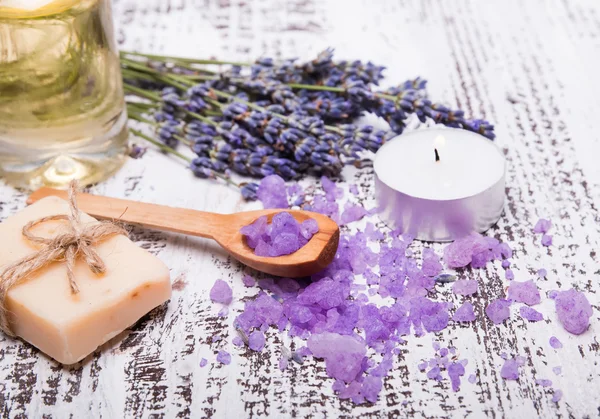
[27,187,340,278]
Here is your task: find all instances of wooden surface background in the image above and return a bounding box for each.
[1,0,600,417]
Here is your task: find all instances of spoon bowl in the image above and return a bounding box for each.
[27,188,340,278]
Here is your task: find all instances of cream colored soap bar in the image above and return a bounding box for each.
[0,196,171,364]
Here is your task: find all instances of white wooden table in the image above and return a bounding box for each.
[1,0,600,417]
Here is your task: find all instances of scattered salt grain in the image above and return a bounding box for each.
[248,331,266,351]
[453,302,476,322]
[507,280,541,306]
[519,306,543,322]
[505,269,514,280]
[279,356,289,371]
[341,202,368,225]
[349,184,359,196]
[257,175,289,208]
[242,274,256,287]
[443,233,489,268]
[218,307,229,317]
[447,362,466,391]
[552,366,562,375]
[200,358,208,367]
[452,280,478,296]
[554,289,592,335]
[210,280,233,305]
[232,336,244,347]
[501,259,511,269]
[486,299,512,324]
[536,378,552,387]
[217,350,231,365]
[468,374,477,384]
[537,268,547,278]
[549,336,562,349]
[552,389,563,402]
[422,248,443,277]
[418,362,428,371]
[307,332,366,382]
[541,234,553,247]
[533,218,552,234]
[500,356,526,380]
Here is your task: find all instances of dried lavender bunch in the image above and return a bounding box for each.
[121,49,495,199]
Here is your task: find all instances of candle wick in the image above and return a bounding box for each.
[435,148,440,162]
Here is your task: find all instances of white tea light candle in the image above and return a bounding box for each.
[374,128,505,242]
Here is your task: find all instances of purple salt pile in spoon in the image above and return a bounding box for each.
[241,211,319,257]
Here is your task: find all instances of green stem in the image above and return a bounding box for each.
[129,128,191,162]
[120,50,251,67]
[287,83,345,93]
[124,83,162,101]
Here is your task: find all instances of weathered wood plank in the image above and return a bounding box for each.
[1,0,599,417]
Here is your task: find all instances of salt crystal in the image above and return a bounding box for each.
[307,332,366,382]
[447,362,465,391]
[468,374,477,384]
[257,175,288,208]
[349,184,359,196]
[421,248,443,277]
[439,348,449,357]
[548,290,558,299]
[452,280,478,296]
[211,335,222,343]
[554,289,592,335]
[538,268,547,278]
[552,389,563,402]
[210,280,233,305]
[300,218,319,239]
[418,362,428,371]
[443,233,489,268]
[497,242,513,259]
[549,336,562,349]
[232,336,244,347]
[505,269,514,280]
[507,280,540,305]
[533,218,552,234]
[453,302,476,322]
[552,366,562,375]
[242,275,256,287]
[200,358,208,367]
[217,350,231,365]
[486,299,511,324]
[500,357,522,380]
[541,234,553,247]
[536,378,552,387]
[218,307,229,317]
[426,366,442,381]
[361,375,383,403]
[248,331,266,351]
[341,202,367,225]
[519,306,543,321]
[279,356,289,370]
[321,176,343,201]
[501,259,511,269]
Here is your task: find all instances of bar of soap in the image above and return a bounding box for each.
[0,196,171,364]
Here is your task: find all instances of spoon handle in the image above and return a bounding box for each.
[27,187,227,240]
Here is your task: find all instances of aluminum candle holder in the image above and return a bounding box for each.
[373,128,506,242]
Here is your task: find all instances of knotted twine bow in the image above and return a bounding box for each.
[0,181,127,336]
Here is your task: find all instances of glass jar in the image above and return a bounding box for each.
[0,0,128,189]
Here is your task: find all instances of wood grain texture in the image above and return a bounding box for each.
[1,0,600,417]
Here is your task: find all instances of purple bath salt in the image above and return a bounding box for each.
[554,289,592,335]
[536,378,553,387]
[308,332,366,383]
[443,233,489,268]
[500,356,525,380]
[452,280,478,296]
[418,361,428,371]
[505,269,514,280]
[537,268,547,278]
[341,202,367,225]
[447,362,465,392]
[507,280,541,306]
[549,336,563,349]
[541,234,553,247]
[552,366,562,375]
[468,374,477,384]
[519,306,543,322]
[533,218,552,234]
[218,307,229,317]
[257,175,288,208]
[427,366,443,381]
[552,389,563,402]
[501,259,511,269]
[210,280,233,305]
[279,356,289,371]
[217,350,231,365]
[200,358,208,367]
[248,331,266,351]
[361,375,383,403]
[453,302,476,322]
[349,184,359,196]
[242,274,256,287]
[232,336,244,347]
[422,248,443,277]
[486,299,512,324]
[241,212,318,257]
